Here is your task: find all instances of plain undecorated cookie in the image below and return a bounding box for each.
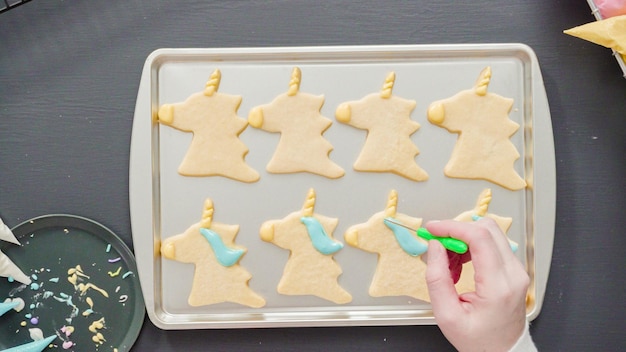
[427,67,526,191]
[158,69,260,182]
[248,67,344,179]
[336,72,428,182]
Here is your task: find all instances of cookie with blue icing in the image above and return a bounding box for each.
[344,190,430,301]
[259,188,351,304]
[161,199,265,308]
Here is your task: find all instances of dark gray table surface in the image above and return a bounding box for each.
[1,1,625,351]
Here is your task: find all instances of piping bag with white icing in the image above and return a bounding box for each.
[0,217,20,245]
[0,216,31,285]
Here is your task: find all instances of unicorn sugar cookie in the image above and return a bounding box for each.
[344,190,430,301]
[157,69,260,182]
[248,67,345,179]
[160,198,265,308]
[452,188,520,294]
[427,67,526,190]
[335,72,428,182]
[259,188,352,304]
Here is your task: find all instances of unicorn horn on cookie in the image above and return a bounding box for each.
[0,216,31,285]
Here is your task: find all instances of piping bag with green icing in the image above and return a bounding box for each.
[383,218,468,254]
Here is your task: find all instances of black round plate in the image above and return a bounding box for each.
[0,214,145,351]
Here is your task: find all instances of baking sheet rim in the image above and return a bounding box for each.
[129,43,555,329]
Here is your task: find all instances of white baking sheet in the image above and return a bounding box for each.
[129,44,556,329]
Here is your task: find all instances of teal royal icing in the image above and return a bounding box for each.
[384,218,428,256]
[471,214,518,252]
[3,335,57,352]
[199,228,245,267]
[300,217,343,255]
[0,300,19,317]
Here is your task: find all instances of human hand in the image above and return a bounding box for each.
[425,218,530,352]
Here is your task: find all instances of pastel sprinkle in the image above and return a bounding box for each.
[8,276,14,282]
[61,325,74,336]
[122,271,133,279]
[106,244,112,253]
[20,321,27,326]
[30,316,39,325]
[25,313,32,319]
[62,341,74,349]
[49,277,59,283]
[108,267,122,277]
[108,257,121,263]
[31,274,38,280]
[29,328,44,341]
[30,283,40,290]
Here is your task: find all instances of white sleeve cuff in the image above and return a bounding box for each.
[508,321,537,352]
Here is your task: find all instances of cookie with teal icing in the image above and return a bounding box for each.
[259,188,351,304]
[344,190,430,301]
[161,199,265,308]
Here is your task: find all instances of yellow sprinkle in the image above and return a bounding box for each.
[92,332,106,344]
[86,297,94,308]
[20,321,27,326]
[88,317,105,333]
[107,267,122,277]
[78,283,109,298]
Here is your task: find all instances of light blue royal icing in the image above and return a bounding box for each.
[300,217,343,255]
[0,300,19,317]
[199,228,245,267]
[471,214,518,252]
[3,335,57,352]
[384,218,428,256]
